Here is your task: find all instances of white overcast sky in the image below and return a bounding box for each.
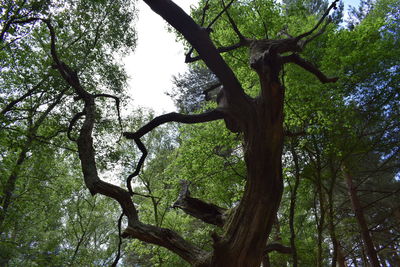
[124,0,360,114]
[124,0,197,115]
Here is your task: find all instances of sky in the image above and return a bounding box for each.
[124,0,360,115]
[124,0,197,115]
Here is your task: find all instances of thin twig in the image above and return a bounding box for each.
[111,212,124,267]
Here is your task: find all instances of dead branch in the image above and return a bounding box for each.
[265,242,292,254]
[173,180,227,227]
[207,0,235,30]
[144,0,248,104]
[222,0,247,42]
[282,53,338,83]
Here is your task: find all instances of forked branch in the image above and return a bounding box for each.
[295,0,339,41]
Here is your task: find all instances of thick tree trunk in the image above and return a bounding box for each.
[208,51,285,267]
[342,166,380,267]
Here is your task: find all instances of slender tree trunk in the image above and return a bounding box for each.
[289,145,300,267]
[0,144,30,233]
[315,169,326,267]
[352,256,359,267]
[272,216,288,267]
[337,245,347,267]
[378,254,387,267]
[327,161,346,267]
[342,166,380,267]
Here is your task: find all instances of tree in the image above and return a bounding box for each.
[2,0,399,266]
[120,1,338,266]
[0,0,136,265]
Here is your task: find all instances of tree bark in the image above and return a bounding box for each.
[342,166,381,267]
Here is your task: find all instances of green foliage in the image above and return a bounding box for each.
[0,0,137,265]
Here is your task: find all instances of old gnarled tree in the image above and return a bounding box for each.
[48,0,339,266]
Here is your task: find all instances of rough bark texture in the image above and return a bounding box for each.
[343,166,381,267]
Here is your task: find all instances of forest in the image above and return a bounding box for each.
[0,0,399,266]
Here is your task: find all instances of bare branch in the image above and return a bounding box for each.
[123,110,223,198]
[184,0,236,64]
[207,0,235,30]
[1,79,45,115]
[173,180,227,227]
[295,0,339,41]
[200,0,211,26]
[123,109,224,139]
[0,17,40,42]
[43,17,206,265]
[111,212,124,267]
[302,17,331,47]
[222,0,247,42]
[185,0,250,63]
[126,137,148,196]
[282,53,338,83]
[122,222,207,265]
[265,243,292,254]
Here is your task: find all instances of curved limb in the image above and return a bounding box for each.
[126,137,148,195]
[282,53,338,83]
[67,111,85,141]
[123,109,224,195]
[123,109,225,139]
